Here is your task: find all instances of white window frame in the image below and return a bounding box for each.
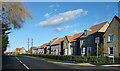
[108,34,113,42]
[109,47,113,55]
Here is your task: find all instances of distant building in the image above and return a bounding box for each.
[104,15,120,57]
[16,47,26,54]
[29,47,37,54]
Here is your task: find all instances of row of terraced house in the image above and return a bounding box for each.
[16,15,120,57]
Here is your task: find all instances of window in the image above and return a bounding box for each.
[84,29,91,36]
[108,35,113,42]
[65,43,67,46]
[56,45,59,47]
[85,31,87,36]
[109,47,113,55]
[73,42,76,45]
[83,40,85,45]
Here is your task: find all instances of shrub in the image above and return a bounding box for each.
[20,54,112,63]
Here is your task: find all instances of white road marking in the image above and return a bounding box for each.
[15,57,19,60]
[19,61,22,63]
[23,64,29,69]
[15,56,29,69]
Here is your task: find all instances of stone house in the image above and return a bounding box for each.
[103,15,120,57]
[63,32,84,55]
[50,38,64,55]
[16,47,26,54]
[80,21,109,56]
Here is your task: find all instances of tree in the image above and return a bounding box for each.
[95,43,105,56]
[1,2,32,53]
[2,31,9,53]
[2,2,32,29]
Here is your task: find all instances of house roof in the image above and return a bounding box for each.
[38,43,49,49]
[29,47,37,52]
[115,15,120,20]
[46,43,50,46]
[16,48,22,51]
[81,21,108,38]
[50,37,59,45]
[66,32,84,42]
[51,37,64,45]
[52,37,58,41]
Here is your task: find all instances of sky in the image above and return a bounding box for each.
[6,2,118,52]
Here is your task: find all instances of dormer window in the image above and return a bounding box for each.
[84,29,91,36]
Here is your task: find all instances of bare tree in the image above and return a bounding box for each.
[2,2,32,30]
[1,2,32,53]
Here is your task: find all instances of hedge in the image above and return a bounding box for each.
[20,54,113,63]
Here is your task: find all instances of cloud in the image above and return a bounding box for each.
[55,24,78,32]
[56,25,72,32]
[83,11,88,16]
[49,5,54,8]
[54,9,57,12]
[73,30,79,33]
[56,4,60,7]
[44,9,58,18]
[94,16,100,19]
[49,4,60,8]
[44,13,50,18]
[36,9,88,27]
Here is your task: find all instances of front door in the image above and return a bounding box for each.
[70,48,73,55]
[63,49,67,55]
[87,47,91,56]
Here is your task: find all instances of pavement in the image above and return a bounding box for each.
[2,55,120,71]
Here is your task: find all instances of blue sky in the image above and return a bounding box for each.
[6,2,118,52]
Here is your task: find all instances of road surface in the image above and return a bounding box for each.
[2,55,120,71]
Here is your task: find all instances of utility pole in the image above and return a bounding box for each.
[28,38,29,54]
[31,38,33,47]
[31,38,33,54]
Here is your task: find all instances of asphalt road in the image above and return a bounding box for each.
[2,55,120,71]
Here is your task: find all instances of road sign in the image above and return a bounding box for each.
[95,37,99,63]
[95,37,99,43]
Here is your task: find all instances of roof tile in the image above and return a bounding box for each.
[81,21,108,38]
